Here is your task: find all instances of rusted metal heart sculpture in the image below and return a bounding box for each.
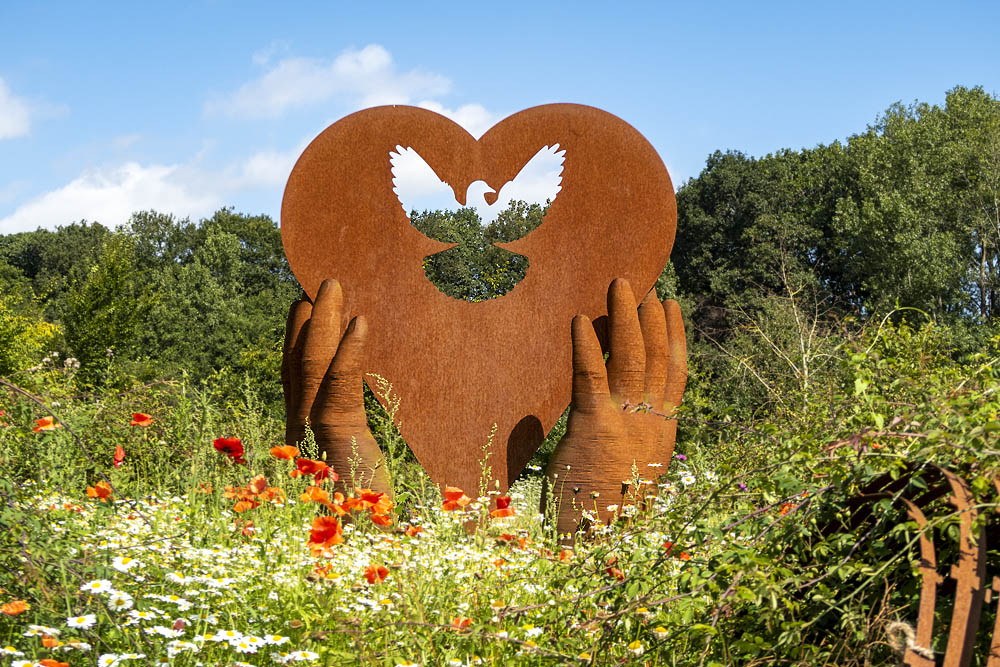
[281,104,675,495]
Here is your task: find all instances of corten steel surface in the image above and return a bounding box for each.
[542,279,687,536]
[282,104,676,494]
[282,279,390,495]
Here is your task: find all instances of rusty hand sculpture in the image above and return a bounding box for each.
[544,278,687,536]
[282,279,390,495]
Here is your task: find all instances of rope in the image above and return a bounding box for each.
[886,621,935,661]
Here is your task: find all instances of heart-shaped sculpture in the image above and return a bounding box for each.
[281,104,675,494]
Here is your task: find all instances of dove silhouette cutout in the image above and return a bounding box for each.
[390,144,565,227]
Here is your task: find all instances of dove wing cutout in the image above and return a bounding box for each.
[390,144,565,228]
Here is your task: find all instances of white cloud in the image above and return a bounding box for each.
[207,44,451,119]
[0,78,31,140]
[0,163,220,234]
[415,101,498,139]
[0,137,312,234]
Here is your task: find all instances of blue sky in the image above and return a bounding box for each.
[1,1,998,234]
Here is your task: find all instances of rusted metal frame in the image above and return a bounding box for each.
[988,478,1000,667]
[938,468,986,667]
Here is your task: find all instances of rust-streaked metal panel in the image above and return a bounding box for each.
[281,104,675,494]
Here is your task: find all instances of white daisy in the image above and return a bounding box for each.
[212,629,243,642]
[681,474,696,486]
[231,639,258,654]
[166,640,199,657]
[80,579,113,594]
[98,654,120,666]
[0,646,24,656]
[264,634,290,645]
[57,640,92,651]
[67,614,97,629]
[289,651,320,662]
[111,556,140,572]
[24,625,61,637]
[107,590,134,611]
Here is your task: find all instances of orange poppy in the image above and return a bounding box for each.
[442,486,472,511]
[490,496,515,519]
[300,486,330,503]
[778,503,793,516]
[113,444,125,468]
[247,474,268,496]
[451,616,472,630]
[33,417,59,432]
[678,551,691,561]
[86,480,113,502]
[363,564,389,584]
[41,635,59,647]
[371,513,393,527]
[358,489,393,514]
[1,599,28,615]
[558,548,574,562]
[129,413,154,427]
[233,499,260,513]
[404,525,423,538]
[39,660,69,667]
[269,445,300,460]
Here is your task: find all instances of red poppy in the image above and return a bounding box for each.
[606,566,625,581]
[778,503,793,516]
[290,458,337,482]
[86,480,113,502]
[269,445,299,460]
[33,416,59,432]
[213,437,246,464]
[404,525,423,538]
[451,616,472,630]
[309,516,343,548]
[371,513,393,527]
[130,413,154,427]
[363,564,389,584]
[113,444,125,468]
[490,495,515,519]
[442,486,472,511]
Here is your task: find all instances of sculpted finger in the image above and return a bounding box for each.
[606,278,645,404]
[298,279,344,424]
[571,314,610,411]
[663,299,688,413]
[282,299,312,426]
[638,289,668,406]
[330,316,367,379]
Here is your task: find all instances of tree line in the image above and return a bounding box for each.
[1,85,997,420]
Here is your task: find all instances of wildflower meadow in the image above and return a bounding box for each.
[2,318,1000,665]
